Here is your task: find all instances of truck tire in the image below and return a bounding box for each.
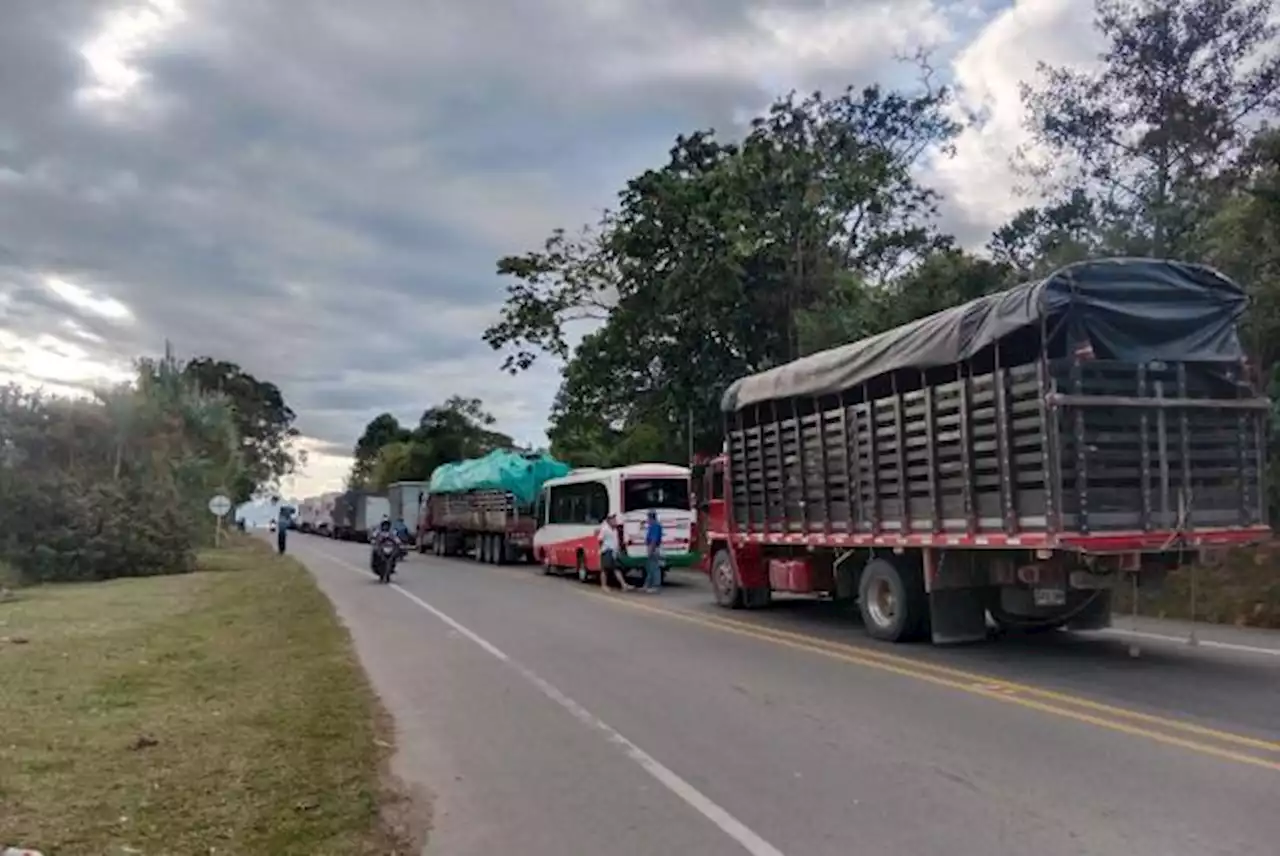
[711,549,744,608]
[493,535,507,565]
[857,557,927,643]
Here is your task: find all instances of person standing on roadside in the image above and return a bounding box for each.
[643,508,663,593]
[597,513,632,593]
[276,508,289,555]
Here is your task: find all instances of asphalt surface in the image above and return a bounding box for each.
[287,533,1280,856]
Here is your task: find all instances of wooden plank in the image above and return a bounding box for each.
[892,375,910,533]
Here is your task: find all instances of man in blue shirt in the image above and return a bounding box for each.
[643,509,663,592]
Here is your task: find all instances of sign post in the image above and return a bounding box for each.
[208,494,232,547]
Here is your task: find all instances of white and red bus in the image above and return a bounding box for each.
[533,464,697,583]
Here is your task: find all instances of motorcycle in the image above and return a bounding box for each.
[371,535,399,584]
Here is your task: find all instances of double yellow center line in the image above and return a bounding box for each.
[574,587,1280,773]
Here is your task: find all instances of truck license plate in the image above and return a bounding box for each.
[1033,587,1067,607]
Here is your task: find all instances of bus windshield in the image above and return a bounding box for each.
[622,478,690,513]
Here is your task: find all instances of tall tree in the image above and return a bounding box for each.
[182,357,302,502]
[1017,0,1280,257]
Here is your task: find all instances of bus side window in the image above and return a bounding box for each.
[587,482,609,524]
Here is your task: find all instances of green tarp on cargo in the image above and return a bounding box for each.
[428,450,571,506]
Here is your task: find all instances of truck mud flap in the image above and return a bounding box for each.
[1066,589,1113,631]
[929,589,988,645]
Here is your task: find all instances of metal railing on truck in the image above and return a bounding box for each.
[726,356,1268,546]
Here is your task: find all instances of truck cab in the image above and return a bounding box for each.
[690,454,727,573]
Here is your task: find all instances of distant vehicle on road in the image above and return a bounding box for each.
[419,450,570,564]
[693,258,1271,645]
[533,464,697,585]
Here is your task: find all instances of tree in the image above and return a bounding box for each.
[182,357,302,502]
[1017,0,1280,258]
[349,413,411,487]
[413,396,512,462]
[986,190,1101,278]
[348,397,515,489]
[488,83,960,460]
[1203,127,1280,367]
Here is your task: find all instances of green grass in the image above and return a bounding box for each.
[0,537,424,855]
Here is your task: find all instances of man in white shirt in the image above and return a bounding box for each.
[597,513,632,592]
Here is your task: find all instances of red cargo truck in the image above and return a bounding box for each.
[693,259,1271,645]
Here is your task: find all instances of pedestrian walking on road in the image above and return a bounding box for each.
[643,508,663,593]
[598,513,632,593]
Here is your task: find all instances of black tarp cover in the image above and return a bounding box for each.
[721,258,1249,413]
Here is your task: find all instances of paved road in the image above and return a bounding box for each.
[288,534,1280,856]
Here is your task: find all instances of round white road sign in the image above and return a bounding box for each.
[208,494,232,517]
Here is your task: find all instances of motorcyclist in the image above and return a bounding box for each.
[393,517,411,557]
[370,515,400,572]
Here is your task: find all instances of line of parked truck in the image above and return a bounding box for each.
[294,259,1274,646]
[295,481,426,542]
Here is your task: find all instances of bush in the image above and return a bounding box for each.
[0,354,246,583]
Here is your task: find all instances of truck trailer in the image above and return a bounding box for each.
[331,490,388,541]
[695,258,1271,645]
[296,498,318,533]
[418,450,571,565]
[387,481,428,539]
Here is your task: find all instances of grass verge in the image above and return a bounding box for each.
[0,536,424,855]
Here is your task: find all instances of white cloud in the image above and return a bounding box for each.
[930,0,1101,243]
[78,0,187,105]
[282,436,354,497]
[45,276,135,322]
[0,329,133,390]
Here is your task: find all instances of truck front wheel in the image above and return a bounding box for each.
[711,549,744,609]
[858,557,927,643]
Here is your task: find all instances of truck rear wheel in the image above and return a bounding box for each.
[858,557,928,643]
[493,535,507,565]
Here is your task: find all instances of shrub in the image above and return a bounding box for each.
[0,353,246,582]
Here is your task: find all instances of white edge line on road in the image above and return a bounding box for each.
[1099,627,1280,657]
[312,549,787,856]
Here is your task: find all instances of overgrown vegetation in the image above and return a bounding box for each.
[0,538,421,854]
[483,0,1280,623]
[0,347,300,583]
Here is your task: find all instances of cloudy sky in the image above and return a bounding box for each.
[0,0,1100,496]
